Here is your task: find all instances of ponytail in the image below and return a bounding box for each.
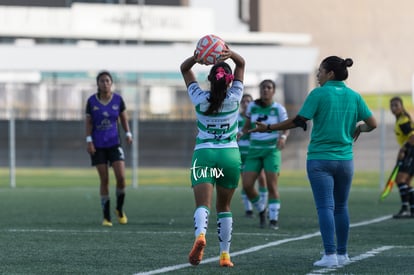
[205,62,233,115]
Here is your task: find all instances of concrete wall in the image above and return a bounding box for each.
[0,114,400,172]
[0,120,197,168]
[256,0,414,94]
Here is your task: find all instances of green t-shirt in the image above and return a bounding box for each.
[298,81,372,160]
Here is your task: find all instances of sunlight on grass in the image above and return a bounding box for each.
[0,167,384,189]
[362,93,413,111]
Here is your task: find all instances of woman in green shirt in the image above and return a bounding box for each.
[250,56,377,267]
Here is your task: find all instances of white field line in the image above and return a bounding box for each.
[133,215,392,275]
[306,246,395,275]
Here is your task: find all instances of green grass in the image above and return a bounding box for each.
[0,168,383,188]
[362,93,413,111]
[0,168,412,274]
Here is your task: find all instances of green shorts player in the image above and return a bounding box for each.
[240,79,289,229]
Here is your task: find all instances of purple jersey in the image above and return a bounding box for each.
[86,93,126,148]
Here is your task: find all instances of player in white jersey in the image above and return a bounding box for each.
[237,94,268,217]
[240,79,289,229]
[180,46,245,267]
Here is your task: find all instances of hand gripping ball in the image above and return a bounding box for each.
[194,35,227,65]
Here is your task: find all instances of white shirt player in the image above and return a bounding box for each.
[246,101,288,149]
[187,80,244,150]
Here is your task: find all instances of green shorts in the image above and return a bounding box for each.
[190,148,241,189]
[243,147,281,173]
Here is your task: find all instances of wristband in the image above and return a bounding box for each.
[280,134,287,140]
[86,136,92,143]
[126,132,132,138]
[267,124,272,132]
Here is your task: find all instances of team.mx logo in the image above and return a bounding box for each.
[191,159,224,181]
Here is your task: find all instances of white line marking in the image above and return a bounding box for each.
[133,215,392,275]
[306,246,395,274]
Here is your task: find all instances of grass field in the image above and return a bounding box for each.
[0,168,413,275]
[362,93,413,111]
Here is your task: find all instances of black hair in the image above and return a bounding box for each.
[242,93,253,101]
[205,62,233,115]
[96,71,113,85]
[259,79,276,90]
[321,56,353,81]
[254,79,276,107]
[390,96,411,121]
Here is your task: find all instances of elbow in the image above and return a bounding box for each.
[365,116,377,132]
[237,58,246,70]
[180,63,186,74]
[369,120,378,131]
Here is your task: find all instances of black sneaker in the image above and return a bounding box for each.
[245,210,254,218]
[393,208,411,219]
[259,208,267,228]
[269,220,279,230]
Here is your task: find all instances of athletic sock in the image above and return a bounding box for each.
[194,206,210,237]
[101,196,111,220]
[259,186,268,207]
[268,199,280,221]
[251,195,265,212]
[408,188,414,213]
[397,183,410,210]
[217,212,233,253]
[116,188,125,213]
[241,189,253,212]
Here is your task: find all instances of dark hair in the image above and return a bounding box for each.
[96,71,113,85]
[242,93,253,101]
[205,62,233,115]
[254,79,276,107]
[390,96,411,120]
[321,56,353,81]
[259,79,276,90]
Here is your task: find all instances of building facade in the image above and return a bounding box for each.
[250,0,414,94]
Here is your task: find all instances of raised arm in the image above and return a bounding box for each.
[180,56,197,87]
[219,48,245,82]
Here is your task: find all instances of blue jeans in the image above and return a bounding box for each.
[307,159,353,255]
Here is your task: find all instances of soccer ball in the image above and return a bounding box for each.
[194,34,227,65]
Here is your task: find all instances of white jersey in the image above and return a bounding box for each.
[188,80,243,150]
[237,113,250,155]
[246,100,288,149]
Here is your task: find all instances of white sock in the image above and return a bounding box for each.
[241,191,253,211]
[252,197,265,212]
[194,206,209,237]
[259,189,268,208]
[217,212,232,253]
[268,201,280,221]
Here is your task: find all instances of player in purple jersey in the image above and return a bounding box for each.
[85,71,133,227]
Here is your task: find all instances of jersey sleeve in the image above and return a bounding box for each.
[298,88,320,120]
[227,80,244,102]
[85,98,92,116]
[356,95,372,121]
[187,82,209,105]
[399,116,414,135]
[279,103,289,121]
[119,96,126,113]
